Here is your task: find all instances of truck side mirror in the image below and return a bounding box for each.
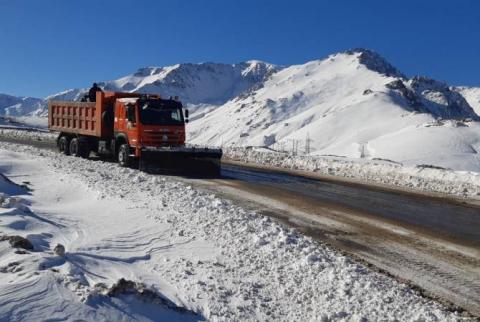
[185,109,189,118]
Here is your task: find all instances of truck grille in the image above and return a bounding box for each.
[142,132,182,146]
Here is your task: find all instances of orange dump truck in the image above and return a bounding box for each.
[48,91,222,174]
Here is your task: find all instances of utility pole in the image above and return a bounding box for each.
[305,132,312,155]
[288,138,300,156]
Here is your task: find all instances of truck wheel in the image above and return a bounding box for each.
[70,138,90,158]
[69,138,80,157]
[77,138,91,158]
[58,136,70,155]
[118,144,131,167]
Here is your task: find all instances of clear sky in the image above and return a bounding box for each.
[0,0,479,98]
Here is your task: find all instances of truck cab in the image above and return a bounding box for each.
[113,95,188,162]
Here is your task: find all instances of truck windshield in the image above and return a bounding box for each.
[139,100,184,125]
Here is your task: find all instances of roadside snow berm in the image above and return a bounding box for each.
[48,91,222,175]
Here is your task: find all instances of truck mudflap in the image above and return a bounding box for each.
[139,146,222,176]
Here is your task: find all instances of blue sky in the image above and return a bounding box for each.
[0,0,479,97]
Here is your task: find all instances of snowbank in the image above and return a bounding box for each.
[1,128,479,200]
[0,142,463,321]
[223,147,480,199]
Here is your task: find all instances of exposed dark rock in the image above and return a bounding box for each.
[386,80,424,110]
[345,48,406,78]
[409,76,480,120]
[0,261,22,273]
[363,89,373,95]
[385,79,407,90]
[0,235,34,250]
[53,243,66,257]
[410,75,449,92]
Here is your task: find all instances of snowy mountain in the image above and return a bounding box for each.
[0,94,44,117]
[45,88,86,102]
[188,49,480,171]
[44,61,279,106]
[42,61,280,119]
[3,61,279,127]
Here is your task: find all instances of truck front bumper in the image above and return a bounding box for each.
[139,145,223,175]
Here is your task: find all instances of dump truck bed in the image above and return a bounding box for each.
[48,92,147,138]
[48,101,103,136]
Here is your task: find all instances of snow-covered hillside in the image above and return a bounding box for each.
[456,87,480,116]
[99,61,280,105]
[188,49,480,171]
[0,94,44,117]
[45,88,86,103]
[45,61,279,105]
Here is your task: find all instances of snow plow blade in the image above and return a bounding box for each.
[139,146,222,176]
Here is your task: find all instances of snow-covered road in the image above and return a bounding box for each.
[0,142,469,321]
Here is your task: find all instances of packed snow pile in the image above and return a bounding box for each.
[224,147,480,199]
[0,128,55,141]
[0,142,464,321]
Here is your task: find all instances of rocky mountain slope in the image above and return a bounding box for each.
[46,61,280,105]
[0,94,44,117]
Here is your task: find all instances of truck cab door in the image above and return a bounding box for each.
[125,105,139,147]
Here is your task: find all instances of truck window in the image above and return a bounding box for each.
[139,104,184,126]
[126,105,136,123]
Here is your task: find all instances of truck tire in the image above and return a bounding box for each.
[70,138,90,158]
[58,136,70,155]
[69,138,80,157]
[118,144,131,167]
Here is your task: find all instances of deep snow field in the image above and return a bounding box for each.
[0,141,466,321]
